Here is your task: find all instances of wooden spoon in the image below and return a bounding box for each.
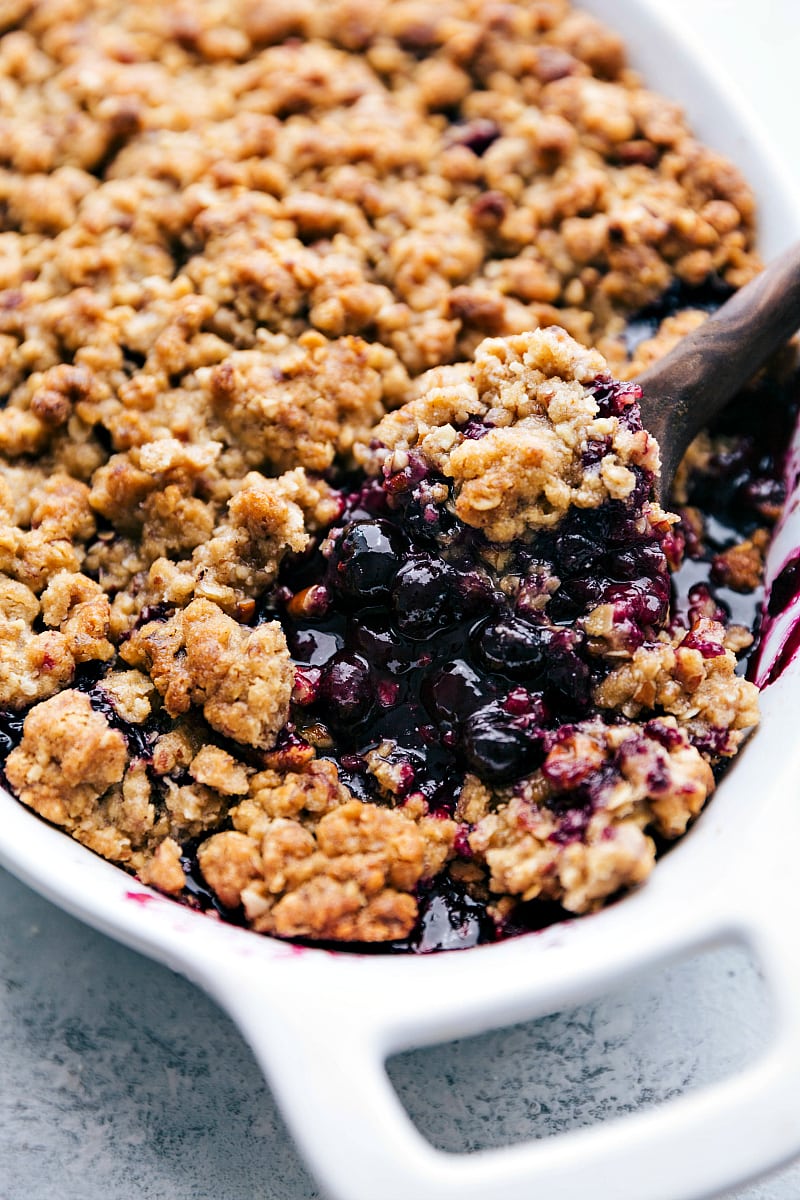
[637,243,800,497]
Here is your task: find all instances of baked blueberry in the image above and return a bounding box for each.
[421,659,489,725]
[329,520,404,601]
[474,617,551,678]
[318,652,375,725]
[392,553,458,638]
[459,701,542,783]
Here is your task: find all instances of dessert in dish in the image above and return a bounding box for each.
[0,0,793,950]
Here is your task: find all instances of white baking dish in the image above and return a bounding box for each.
[3,3,800,1198]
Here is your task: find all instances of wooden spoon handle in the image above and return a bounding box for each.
[638,241,800,492]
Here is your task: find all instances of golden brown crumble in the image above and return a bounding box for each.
[198,761,455,939]
[358,328,660,540]
[594,618,759,754]
[0,0,771,944]
[711,528,770,593]
[463,716,712,912]
[121,598,293,749]
[6,690,128,831]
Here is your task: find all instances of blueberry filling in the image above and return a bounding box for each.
[73,661,170,759]
[263,416,667,813]
[670,368,800,658]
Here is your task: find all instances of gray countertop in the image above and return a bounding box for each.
[3,3,800,1197]
[1,865,798,1200]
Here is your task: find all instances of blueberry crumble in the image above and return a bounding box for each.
[0,0,790,950]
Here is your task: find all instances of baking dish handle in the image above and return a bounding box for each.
[214,897,800,1200]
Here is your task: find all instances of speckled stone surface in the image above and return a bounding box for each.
[3,3,800,1198]
[0,866,793,1200]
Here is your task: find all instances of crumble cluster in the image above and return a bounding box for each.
[461,716,711,914]
[359,326,659,540]
[465,649,754,915]
[197,761,455,941]
[0,0,768,942]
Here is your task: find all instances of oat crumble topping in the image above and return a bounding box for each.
[0,0,788,950]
